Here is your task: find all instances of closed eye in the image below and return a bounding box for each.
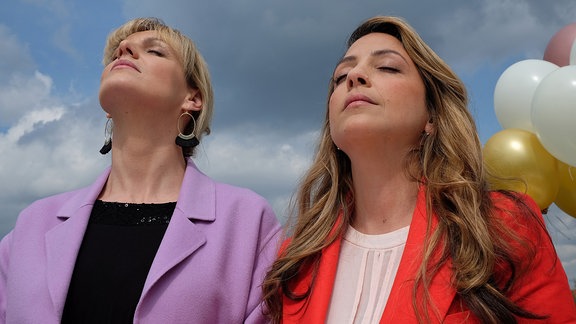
[378,66,400,73]
[333,74,347,85]
[148,49,165,57]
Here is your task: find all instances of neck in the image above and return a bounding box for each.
[349,154,419,235]
[99,139,187,203]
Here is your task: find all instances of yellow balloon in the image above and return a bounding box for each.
[555,160,576,218]
[483,129,559,210]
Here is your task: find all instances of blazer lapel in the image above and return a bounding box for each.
[139,160,213,300]
[45,207,91,317]
[381,186,456,323]
[283,218,343,323]
[45,168,111,318]
[139,210,207,296]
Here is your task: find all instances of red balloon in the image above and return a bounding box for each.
[543,23,576,67]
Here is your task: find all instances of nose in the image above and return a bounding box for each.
[347,66,370,88]
[116,39,138,59]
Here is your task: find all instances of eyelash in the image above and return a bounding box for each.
[378,66,399,73]
[148,49,164,56]
[333,66,400,85]
[111,48,165,60]
[333,74,347,85]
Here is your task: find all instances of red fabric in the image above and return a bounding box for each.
[282,188,576,323]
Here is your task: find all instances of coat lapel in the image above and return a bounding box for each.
[381,186,456,323]
[139,210,207,295]
[45,168,111,318]
[283,219,343,323]
[45,207,91,317]
[139,160,214,300]
[283,238,341,323]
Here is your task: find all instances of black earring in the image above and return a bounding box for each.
[99,118,113,155]
[175,112,199,148]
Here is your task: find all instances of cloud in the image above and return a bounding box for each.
[0,71,58,127]
[0,25,35,83]
[544,206,576,283]
[51,24,83,62]
[0,62,107,237]
[1,0,575,284]
[4,105,64,143]
[195,126,318,221]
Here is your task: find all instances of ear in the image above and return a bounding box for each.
[182,89,203,112]
[424,117,435,135]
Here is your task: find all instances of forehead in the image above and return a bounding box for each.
[123,30,164,43]
[346,33,407,56]
[122,30,181,56]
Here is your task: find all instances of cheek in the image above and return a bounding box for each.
[328,88,344,111]
[100,67,110,82]
[328,93,346,146]
[327,95,339,127]
[159,66,188,90]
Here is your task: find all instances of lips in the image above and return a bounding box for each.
[111,59,140,72]
[344,93,376,109]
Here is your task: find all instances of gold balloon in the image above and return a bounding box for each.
[483,129,559,210]
[555,160,576,218]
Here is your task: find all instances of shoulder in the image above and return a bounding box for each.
[489,191,556,274]
[214,181,271,208]
[488,190,547,247]
[22,188,85,212]
[489,190,539,212]
[489,193,576,319]
[18,186,90,217]
[185,159,274,212]
[14,168,109,223]
[10,185,94,236]
[212,181,281,237]
[488,191,543,233]
[187,166,280,234]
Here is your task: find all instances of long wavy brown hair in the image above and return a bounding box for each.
[262,16,548,323]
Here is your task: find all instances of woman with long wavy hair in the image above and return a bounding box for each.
[262,16,575,323]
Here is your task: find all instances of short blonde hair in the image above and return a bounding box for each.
[103,17,214,156]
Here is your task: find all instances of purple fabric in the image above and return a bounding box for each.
[0,159,281,324]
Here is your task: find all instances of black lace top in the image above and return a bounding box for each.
[61,200,176,324]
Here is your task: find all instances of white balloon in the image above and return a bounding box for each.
[532,65,576,166]
[494,59,558,131]
[570,39,576,65]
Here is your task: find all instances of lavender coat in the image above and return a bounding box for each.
[0,159,281,324]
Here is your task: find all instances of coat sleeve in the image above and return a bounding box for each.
[243,204,282,324]
[496,193,576,322]
[0,231,13,323]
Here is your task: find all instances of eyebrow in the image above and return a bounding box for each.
[141,36,169,47]
[336,49,408,67]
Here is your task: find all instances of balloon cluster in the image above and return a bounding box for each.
[484,22,576,216]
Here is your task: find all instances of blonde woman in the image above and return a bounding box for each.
[0,18,280,323]
[263,16,575,323]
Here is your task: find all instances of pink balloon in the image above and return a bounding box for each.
[543,23,576,67]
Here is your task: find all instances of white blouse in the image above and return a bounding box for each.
[326,225,409,324]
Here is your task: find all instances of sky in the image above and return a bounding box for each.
[1,0,575,285]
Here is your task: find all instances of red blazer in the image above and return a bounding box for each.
[282,188,576,323]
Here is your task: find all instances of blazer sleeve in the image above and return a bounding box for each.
[0,231,13,323]
[496,193,576,322]
[243,203,282,324]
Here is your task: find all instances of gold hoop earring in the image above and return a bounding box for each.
[175,112,199,148]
